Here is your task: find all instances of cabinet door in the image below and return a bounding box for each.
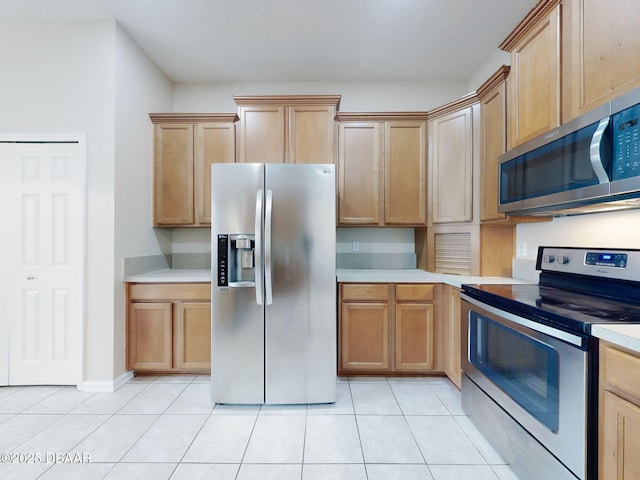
[480,80,508,222]
[174,302,211,371]
[385,121,427,225]
[509,4,561,146]
[237,105,285,164]
[194,123,236,225]
[394,303,434,372]
[127,302,173,371]
[429,107,474,224]
[338,122,383,225]
[600,391,640,480]
[288,105,336,164]
[153,124,194,225]
[563,0,640,121]
[443,286,461,388]
[340,302,389,371]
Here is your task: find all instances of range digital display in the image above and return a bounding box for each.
[585,252,628,268]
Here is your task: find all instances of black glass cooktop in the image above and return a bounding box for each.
[462,282,640,335]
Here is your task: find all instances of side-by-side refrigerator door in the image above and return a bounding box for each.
[264,164,337,405]
[211,163,265,404]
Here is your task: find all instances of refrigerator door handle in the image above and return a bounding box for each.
[264,189,273,305]
[255,189,264,305]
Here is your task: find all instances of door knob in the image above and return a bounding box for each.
[26,275,36,280]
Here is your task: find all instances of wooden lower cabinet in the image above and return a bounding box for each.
[442,285,462,389]
[599,341,640,480]
[127,283,211,374]
[395,303,434,371]
[341,302,390,371]
[339,283,439,375]
[127,302,173,371]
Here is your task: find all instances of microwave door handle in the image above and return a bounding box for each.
[590,117,611,183]
[255,189,264,305]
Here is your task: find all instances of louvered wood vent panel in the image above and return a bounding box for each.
[434,232,472,275]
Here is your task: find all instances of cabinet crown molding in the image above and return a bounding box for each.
[499,0,561,51]
[233,94,341,108]
[335,112,428,122]
[149,113,239,123]
[476,66,510,99]
[427,92,479,120]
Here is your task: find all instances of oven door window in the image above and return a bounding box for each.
[469,312,560,432]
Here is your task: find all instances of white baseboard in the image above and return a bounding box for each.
[78,370,134,392]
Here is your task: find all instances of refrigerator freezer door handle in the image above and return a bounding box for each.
[255,189,264,305]
[264,189,273,305]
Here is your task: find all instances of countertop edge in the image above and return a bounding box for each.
[124,267,530,288]
[592,325,640,355]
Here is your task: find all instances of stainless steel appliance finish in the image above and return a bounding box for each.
[498,86,640,216]
[461,246,640,480]
[461,294,588,480]
[211,163,336,405]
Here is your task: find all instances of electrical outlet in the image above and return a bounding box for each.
[352,241,360,252]
[517,242,527,257]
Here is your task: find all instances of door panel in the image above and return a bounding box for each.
[2,142,83,385]
[265,164,336,404]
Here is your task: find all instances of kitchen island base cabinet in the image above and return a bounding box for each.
[339,283,439,376]
[599,341,640,480]
[126,283,211,374]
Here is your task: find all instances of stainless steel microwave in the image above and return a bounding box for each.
[498,87,640,216]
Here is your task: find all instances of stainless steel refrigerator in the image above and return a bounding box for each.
[211,163,336,405]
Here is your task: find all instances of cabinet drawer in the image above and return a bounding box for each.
[341,284,389,301]
[601,342,640,400]
[128,283,211,301]
[395,284,434,302]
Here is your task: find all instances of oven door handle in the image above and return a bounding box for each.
[460,293,585,348]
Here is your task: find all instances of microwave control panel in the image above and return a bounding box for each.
[612,103,640,180]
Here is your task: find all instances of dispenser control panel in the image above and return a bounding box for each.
[217,234,228,288]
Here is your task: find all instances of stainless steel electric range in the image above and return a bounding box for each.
[460,246,640,480]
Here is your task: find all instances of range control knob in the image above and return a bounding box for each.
[543,255,555,263]
[557,255,569,264]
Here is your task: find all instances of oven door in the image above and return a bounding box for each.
[461,294,588,480]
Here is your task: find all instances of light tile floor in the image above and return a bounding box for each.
[0,375,522,480]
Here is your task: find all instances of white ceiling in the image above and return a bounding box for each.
[0,0,538,84]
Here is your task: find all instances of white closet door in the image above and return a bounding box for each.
[2,141,84,385]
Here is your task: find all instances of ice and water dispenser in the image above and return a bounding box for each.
[216,234,255,290]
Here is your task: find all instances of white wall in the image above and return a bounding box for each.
[467,49,511,92]
[0,20,117,385]
[0,20,176,387]
[515,209,640,277]
[113,24,174,378]
[173,80,468,113]
[337,228,415,254]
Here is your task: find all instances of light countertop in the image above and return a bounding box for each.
[125,267,529,289]
[592,325,640,355]
[125,268,211,283]
[336,268,530,288]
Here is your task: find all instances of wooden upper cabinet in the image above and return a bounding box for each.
[385,121,427,225]
[288,104,336,164]
[337,121,382,225]
[428,96,477,225]
[153,123,195,225]
[150,113,237,227]
[562,0,640,121]
[478,66,510,222]
[501,1,561,147]
[234,95,340,164]
[196,122,237,224]
[337,112,428,227]
[237,104,285,164]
